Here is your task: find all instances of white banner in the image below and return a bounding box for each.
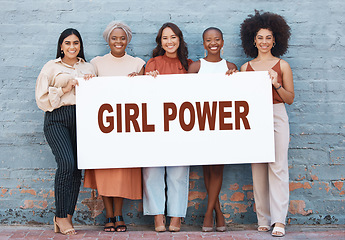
[76,72,275,169]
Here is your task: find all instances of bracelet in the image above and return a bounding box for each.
[274,84,282,90]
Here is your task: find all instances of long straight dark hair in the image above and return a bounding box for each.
[152,22,189,71]
[56,28,86,61]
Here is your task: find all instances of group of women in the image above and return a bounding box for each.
[35,10,294,237]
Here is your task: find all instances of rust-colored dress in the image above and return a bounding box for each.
[83,53,145,199]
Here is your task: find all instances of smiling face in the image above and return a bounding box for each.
[109,28,128,57]
[254,28,275,54]
[203,29,224,55]
[60,34,80,61]
[161,27,180,58]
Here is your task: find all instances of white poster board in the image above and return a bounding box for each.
[76,72,275,169]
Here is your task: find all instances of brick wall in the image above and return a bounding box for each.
[0,0,344,226]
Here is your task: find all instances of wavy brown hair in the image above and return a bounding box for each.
[240,10,291,58]
[152,22,189,71]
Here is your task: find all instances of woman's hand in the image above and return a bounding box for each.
[128,72,139,77]
[225,69,238,75]
[62,79,79,94]
[83,74,95,80]
[268,69,280,88]
[146,70,160,78]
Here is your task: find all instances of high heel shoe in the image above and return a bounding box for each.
[53,216,76,235]
[202,226,213,232]
[202,213,214,232]
[155,225,166,232]
[216,226,226,232]
[154,215,166,232]
[215,213,226,232]
[168,217,181,232]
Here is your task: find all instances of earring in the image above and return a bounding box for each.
[204,49,207,57]
[221,47,224,56]
[254,42,257,48]
[61,50,64,56]
[273,42,276,47]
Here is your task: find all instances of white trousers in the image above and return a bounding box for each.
[142,166,190,217]
[251,103,290,226]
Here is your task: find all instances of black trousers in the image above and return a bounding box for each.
[44,105,81,218]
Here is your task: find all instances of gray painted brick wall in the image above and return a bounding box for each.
[0,0,344,226]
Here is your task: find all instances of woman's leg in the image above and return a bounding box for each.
[270,104,290,235]
[143,167,166,216]
[252,163,270,227]
[113,197,126,232]
[205,166,224,228]
[143,167,166,230]
[203,165,224,228]
[166,166,189,230]
[102,196,115,231]
[44,107,80,234]
[202,166,212,227]
[67,108,81,217]
[214,197,225,228]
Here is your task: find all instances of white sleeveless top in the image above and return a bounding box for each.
[198,58,228,74]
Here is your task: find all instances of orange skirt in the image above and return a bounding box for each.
[84,168,142,200]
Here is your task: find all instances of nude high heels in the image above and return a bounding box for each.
[169,217,181,232]
[53,216,76,235]
[154,214,166,232]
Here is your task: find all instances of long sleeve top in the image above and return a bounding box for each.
[35,57,95,112]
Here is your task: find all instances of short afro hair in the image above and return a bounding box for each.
[202,27,223,40]
[240,10,291,58]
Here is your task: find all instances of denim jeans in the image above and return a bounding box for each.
[143,166,190,217]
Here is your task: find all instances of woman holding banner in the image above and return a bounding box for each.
[188,27,237,232]
[143,22,193,232]
[240,11,294,237]
[35,28,95,235]
[83,21,145,232]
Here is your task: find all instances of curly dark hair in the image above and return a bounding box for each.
[152,22,189,71]
[240,10,291,58]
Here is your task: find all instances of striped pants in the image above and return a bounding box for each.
[44,105,81,218]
